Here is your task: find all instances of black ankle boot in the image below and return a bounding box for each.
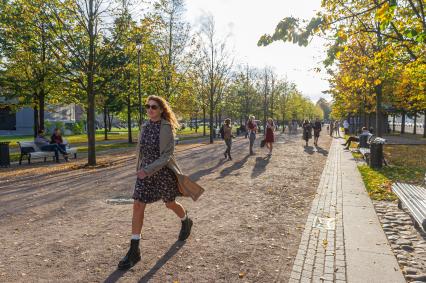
[178,215,193,241]
[117,239,141,270]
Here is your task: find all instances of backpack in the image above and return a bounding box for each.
[220,125,225,139]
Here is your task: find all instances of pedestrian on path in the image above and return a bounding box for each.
[343,119,349,135]
[265,118,275,156]
[302,120,312,147]
[246,115,258,155]
[334,121,340,137]
[223,118,233,160]
[118,95,204,270]
[313,118,322,146]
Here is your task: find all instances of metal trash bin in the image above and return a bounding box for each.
[0,141,11,168]
[369,137,386,169]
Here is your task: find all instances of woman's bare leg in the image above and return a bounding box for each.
[165,201,186,218]
[131,200,146,235]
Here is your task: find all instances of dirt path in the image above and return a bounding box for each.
[0,132,331,283]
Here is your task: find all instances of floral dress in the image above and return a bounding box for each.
[133,120,181,203]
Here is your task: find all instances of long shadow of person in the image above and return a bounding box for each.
[189,159,226,182]
[251,155,271,179]
[137,241,185,283]
[103,269,128,283]
[217,154,250,179]
[315,146,329,156]
[304,146,315,155]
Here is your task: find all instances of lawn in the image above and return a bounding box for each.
[357,144,426,201]
[1,126,209,149]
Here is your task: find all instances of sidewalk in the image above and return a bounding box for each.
[289,137,405,283]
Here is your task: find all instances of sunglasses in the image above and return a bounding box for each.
[145,104,160,110]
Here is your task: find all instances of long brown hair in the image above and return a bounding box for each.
[147,95,180,133]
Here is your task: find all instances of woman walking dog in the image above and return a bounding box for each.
[118,95,204,270]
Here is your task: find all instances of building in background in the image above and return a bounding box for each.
[0,96,84,136]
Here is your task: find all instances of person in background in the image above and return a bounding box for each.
[313,118,322,146]
[264,118,275,156]
[334,121,340,137]
[50,128,68,154]
[34,129,68,162]
[342,127,372,150]
[302,120,313,147]
[343,119,349,135]
[223,118,233,160]
[246,116,258,155]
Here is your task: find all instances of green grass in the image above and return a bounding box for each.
[9,142,137,163]
[357,144,426,201]
[2,133,132,149]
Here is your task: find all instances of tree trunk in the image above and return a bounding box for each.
[375,84,383,137]
[401,112,406,134]
[103,104,108,140]
[263,72,268,134]
[203,106,206,136]
[33,105,39,138]
[38,91,45,131]
[209,93,214,144]
[86,0,96,166]
[127,94,132,143]
[392,114,396,132]
[423,110,426,138]
[108,112,113,132]
[195,113,198,133]
[413,111,417,135]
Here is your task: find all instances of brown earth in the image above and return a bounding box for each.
[0,132,331,283]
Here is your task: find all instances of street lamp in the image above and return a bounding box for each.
[136,43,143,129]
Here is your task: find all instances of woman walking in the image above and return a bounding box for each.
[265,118,275,156]
[312,118,322,146]
[118,95,203,270]
[302,120,313,147]
[223,118,233,160]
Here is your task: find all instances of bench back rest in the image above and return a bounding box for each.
[17,141,39,153]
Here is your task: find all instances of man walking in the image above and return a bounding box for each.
[246,115,257,155]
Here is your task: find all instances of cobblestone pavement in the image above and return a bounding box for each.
[374,201,426,282]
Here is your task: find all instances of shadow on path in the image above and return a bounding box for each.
[251,155,271,179]
[138,241,185,283]
[189,159,225,182]
[217,154,250,179]
[315,146,329,156]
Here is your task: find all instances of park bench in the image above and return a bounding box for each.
[17,139,78,165]
[392,179,426,232]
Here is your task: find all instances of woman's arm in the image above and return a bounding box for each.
[142,124,174,176]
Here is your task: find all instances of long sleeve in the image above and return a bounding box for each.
[142,124,174,176]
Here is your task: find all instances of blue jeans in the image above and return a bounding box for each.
[40,144,67,160]
[249,132,256,153]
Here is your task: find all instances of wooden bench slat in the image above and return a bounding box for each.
[392,182,426,231]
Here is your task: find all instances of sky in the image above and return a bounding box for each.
[184,0,331,102]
